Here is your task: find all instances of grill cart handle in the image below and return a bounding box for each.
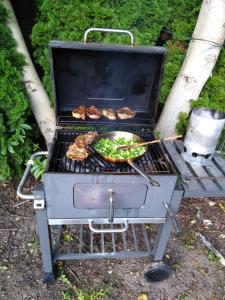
[88,219,129,233]
[17,151,48,200]
[83,28,134,46]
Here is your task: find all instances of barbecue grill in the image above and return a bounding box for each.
[17,28,225,283]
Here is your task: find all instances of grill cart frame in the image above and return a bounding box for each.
[17,28,225,283]
[18,150,183,283]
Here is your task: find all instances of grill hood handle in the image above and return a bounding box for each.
[127,159,160,187]
[17,151,48,200]
[83,28,134,46]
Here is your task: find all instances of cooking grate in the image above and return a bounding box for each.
[52,224,159,261]
[58,110,155,129]
[47,130,174,174]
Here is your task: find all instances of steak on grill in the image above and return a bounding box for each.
[66,131,98,161]
[86,106,102,119]
[75,131,98,146]
[116,107,136,119]
[102,108,116,120]
[72,105,86,120]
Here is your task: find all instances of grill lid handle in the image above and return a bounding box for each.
[83,28,134,46]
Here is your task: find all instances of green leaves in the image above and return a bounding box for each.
[176,112,189,136]
[0,3,33,179]
[31,158,47,181]
[31,0,208,110]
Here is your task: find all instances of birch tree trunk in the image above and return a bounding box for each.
[3,0,56,145]
[156,0,225,137]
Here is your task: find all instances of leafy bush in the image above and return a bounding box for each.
[31,0,225,119]
[31,0,202,105]
[0,3,34,179]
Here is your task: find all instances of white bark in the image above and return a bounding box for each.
[156,0,225,137]
[3,0,56,145]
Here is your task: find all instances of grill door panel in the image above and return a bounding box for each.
[74,183,147,209]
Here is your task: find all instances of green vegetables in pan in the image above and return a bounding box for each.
[94,137,146,159]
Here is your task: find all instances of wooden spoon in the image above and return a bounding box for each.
[116,135,182,150]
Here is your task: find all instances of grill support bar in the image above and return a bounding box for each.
[153,189,183,260]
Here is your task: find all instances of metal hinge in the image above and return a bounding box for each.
[34,198,45,210]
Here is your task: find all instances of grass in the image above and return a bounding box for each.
[207,250,220,264]
[60,269,110,300]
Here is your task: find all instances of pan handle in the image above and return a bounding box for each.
[83,28,134,46]
[127,159,160,187]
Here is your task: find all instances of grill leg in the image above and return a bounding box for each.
[36,208,55,283]
[152,189,183,261]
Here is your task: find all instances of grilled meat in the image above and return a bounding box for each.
[86,106,102,119]
[72,105,85,120]
[75,131,98,147]
[66,143,89,161]
[102,108,116,120]
[116,107,136,119]
[66,131,98,161]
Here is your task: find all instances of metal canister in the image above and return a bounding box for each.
[181,108,225,166]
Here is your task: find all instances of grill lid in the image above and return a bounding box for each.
[49,28,167,127]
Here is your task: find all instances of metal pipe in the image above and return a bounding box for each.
[17,151,48,200]
[83,28,134,46]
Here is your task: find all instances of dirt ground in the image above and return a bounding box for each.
[0,180,225,300]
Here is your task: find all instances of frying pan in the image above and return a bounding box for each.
[92,131,160,187]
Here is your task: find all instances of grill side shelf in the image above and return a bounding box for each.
[163,140,225,198]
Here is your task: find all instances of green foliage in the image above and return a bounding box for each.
[31,157,47,181]
[60,270,110,300]
[207,250,220,264]
[31,0,201,106]
[32,0,225,118]
[179,295,188,300]
[176,112,189,135]
[0,3,34,179]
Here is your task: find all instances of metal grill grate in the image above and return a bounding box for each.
[47,130,174,174]
[58,111,155,129]
[52,224,158,261]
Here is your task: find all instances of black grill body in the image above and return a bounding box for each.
[44,129,177,221]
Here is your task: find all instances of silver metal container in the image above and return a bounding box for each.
[181,108,225,166]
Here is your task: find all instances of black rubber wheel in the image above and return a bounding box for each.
[144,265,171,282]
[42,272,56,283]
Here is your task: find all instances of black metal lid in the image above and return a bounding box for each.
[49,33,166,128]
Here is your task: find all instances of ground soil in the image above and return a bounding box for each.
[0,180,224,300]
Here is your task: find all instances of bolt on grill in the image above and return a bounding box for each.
[47,129,174,175]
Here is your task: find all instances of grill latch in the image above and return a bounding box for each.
[34,198,45,210]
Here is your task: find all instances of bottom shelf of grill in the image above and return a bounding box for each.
[52,223,158,262]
